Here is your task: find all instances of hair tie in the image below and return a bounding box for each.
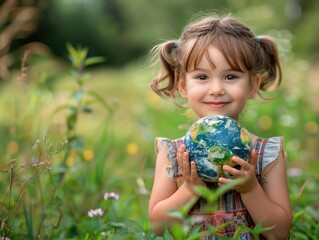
[169,40,179,54]
[256,37,261,43]
[174,40,180,48]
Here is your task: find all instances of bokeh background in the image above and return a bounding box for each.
[0,0,318,239]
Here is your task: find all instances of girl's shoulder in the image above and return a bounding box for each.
[252,135,284,155]
[252,135,286,182]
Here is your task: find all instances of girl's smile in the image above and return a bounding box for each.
[203,101,230,109]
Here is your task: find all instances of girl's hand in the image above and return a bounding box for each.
[218,150,258,193]
[177,144,206,192]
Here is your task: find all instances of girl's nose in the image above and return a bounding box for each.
[208,79,225,95]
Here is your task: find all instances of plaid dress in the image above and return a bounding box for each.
[155,136,284,240]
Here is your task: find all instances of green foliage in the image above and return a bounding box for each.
[288,171,319,239]
[30,0,319,66]
[0,40,318,239]
[155,180,273,240]
[0,44,117,239]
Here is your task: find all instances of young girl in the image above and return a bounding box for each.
[148,15,292,239]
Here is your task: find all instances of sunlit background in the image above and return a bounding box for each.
[0,0,318,239]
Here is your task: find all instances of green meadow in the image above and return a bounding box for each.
[0,45,318,239]
[1,1,319,239]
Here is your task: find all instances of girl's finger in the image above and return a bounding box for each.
[182,152,190,175]
[231,156,250,171]
[218,177,231,186]
[177,145,186,167]
[190,161,197,178]
[224,164,243,178]
[249,149,258,167]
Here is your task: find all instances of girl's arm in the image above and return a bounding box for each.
[220,149,292,239]
[148,144,203,236]
[241,150,292,239]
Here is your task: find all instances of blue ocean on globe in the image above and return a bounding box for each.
[184,115,252,182]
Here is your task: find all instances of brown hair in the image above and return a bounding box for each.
[150,15,282,100]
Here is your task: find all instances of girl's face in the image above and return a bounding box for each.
[178,45,259,120]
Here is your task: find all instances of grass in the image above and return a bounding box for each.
[0,48,318,239]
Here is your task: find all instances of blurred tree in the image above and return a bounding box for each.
[8,0,319,67]
[28,0,132,66]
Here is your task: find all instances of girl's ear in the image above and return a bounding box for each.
[248,75,261,99]
[177,78,188,98]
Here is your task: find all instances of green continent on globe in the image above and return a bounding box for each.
[240,128,251,146]
[208,146,233,166]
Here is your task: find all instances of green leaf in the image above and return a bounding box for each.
[170,224,187,240]
[162,227,175,240]
[215,178,245,197]
[194,185,216,201]
[238,222,274,238]
[23,201,34,240]
[81,106,93,113]
[87,90,117,113]
[187,226,208,240]
[166,210,184,221]
[67,113,77,130]
[66,43,78,60]
[233,225,244,240]
[54,104,73,114]
[72,90,84,101]
[293,210,305,225]
[110,222,127,228]
[66,43,89,68]
[78,73,90,84]
[84,57,105,67]
[52,196,64,207]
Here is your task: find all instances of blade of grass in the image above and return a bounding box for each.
[23,200,34,240]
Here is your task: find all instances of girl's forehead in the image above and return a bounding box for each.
[182,39,209,70]
[187,45,221,70]
[181,37,249,72]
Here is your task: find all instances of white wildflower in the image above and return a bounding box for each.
[136,177,148,195]
[88,208,103,218]
[104,192,119,200]
[136,187,148,196]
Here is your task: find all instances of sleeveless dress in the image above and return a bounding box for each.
[155,136,285,240]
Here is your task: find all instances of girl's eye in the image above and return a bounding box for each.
[225,74,238,80]
[196,75,208,81]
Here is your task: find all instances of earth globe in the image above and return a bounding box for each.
[184,115,252,182]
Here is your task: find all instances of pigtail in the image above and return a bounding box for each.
[150,40,180,98]
[257,36,282,91]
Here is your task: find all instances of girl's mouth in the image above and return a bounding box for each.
[204,101,229,108]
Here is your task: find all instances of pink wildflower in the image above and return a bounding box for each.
[287,167,303,177]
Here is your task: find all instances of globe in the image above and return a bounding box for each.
[184,115,252,182]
